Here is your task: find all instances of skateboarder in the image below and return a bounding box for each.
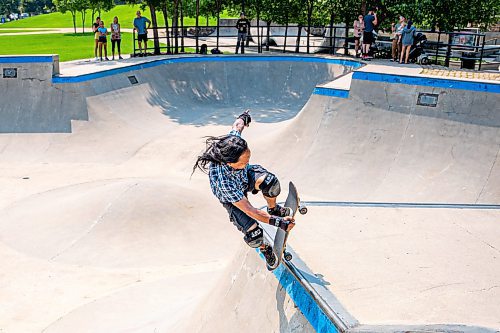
[235,12,251,54]
[193,111,295,266]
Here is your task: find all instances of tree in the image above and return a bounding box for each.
[21,0,54,14]
[53,0,79,33]
[76,0,89,33]
[0,0,20,16]
[89,0,114,27]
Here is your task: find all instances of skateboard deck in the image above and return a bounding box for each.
[266,181,307,271]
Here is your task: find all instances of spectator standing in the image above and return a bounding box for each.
[400,20,416,64]
[92,17,101,61]
[97,20,109,61]
[391,16,405,62]
[235,12,251,54]
[353,15,364,58]
[110,16,123,60]
[133,11,151,57]
[362,8,378,60]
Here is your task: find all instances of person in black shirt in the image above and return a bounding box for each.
[235,12,250,54]
[92,17,101,61]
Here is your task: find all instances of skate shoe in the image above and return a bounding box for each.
[267,204,291,217]
[261,244,277,268]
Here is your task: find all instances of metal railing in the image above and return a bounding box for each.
[418,30,495,70]
[132,24,350,56]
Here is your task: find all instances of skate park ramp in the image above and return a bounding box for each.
[1,55,500,332]
[0,55,357,332]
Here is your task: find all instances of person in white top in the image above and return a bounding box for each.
[110,16,123,60]
[353,15,364,58]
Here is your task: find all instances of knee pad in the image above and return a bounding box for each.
[260,173,281,198]
[244,226,264,248]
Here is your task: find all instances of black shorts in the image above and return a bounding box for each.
[98,36,107,43]
[222,164,268,232]
[137,33,148,42]
[363,31,373,44]
[354,36,361,41]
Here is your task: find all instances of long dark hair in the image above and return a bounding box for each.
[192,134,248,175]
[407,20,413,29]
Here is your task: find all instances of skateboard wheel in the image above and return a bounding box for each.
[299,205,308,215]
[284,252,293,261]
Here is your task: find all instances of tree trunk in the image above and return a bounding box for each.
[216,0,220,49]
[72,11,76,34]
[295,24,302,53]
[344,13,349,55]
[195,0,199,53]
[149,4,161,55]
[180,0,184,52]
[306,0,313,54]
[283,0,289,53]
[283,22,288,53]
[161,4,171,54]
[173,0,179,54]
[329,10,334,54]
[266,21,271,51]
[81,10,86,33]
[256,5,260,52]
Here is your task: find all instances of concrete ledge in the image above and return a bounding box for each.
[352,71,500,94]
[0,55,54,63]
[52,55,363,83]
[313,87,350,98]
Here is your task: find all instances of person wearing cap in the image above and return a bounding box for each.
[235,12,251,54]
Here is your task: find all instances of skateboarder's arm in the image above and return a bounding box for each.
[233,197,272,224]
[232,110,251,134]
[232,118,246,134]
[233,197,294,230]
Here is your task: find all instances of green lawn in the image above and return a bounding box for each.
[0,5,233,30]
[0,32,197,61]
[0,33,137,61]
[0,5,232,62]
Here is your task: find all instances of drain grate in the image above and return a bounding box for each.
[127,75,138,85]
[417,93,439,107]
[2,68,18,78]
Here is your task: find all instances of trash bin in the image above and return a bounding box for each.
[461,52,477,70]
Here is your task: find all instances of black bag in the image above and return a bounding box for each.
[200,44,208,54]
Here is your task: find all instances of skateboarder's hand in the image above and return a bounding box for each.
[270,216,295,232]
[238,109,252,127]
[283,216,295,231]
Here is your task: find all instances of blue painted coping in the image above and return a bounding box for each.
[0,55,54,63]
[52,55,363,84]
[313,87,349,98]
[352,71,500,94]
[257,251,339,333]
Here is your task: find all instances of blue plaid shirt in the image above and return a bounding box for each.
[209,130,249,203]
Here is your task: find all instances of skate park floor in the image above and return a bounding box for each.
[0,54,499,332]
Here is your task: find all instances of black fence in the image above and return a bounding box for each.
[132,24,350,55]
[133,24,498,71]
[418,30,498,71]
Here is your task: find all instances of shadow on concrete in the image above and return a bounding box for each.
[142,61,348,126]
[276,284,314,332]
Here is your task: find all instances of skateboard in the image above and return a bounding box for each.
[267,181,307,271]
